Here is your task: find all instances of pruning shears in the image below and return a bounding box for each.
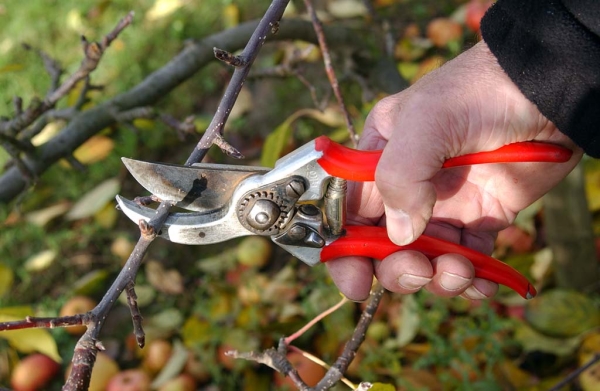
[116,136,572,299]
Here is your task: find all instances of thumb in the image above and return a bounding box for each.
[375,126,445,246]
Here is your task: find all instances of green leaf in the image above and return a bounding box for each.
[367,383,396,391]
[260,108,346,167]
[182,316,214,347]
[0,263,14,298]
[395,294,420,347]
[525,289,600,337]
[513,321,581,357]
[260,117,294,168]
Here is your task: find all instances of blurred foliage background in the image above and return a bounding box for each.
[1,0,599,390]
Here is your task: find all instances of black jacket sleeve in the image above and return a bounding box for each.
[481,0,600,157]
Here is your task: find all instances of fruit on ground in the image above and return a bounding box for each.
[465,0,494,32]
[426,17,463,47]
[106,369,151,391]
[157,374,196,391]
[11,353,60,391]
[142,339,173,374]
[236,236,272,267]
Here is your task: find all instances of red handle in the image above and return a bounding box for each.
[314,136,572,181]
[321,226,536,299]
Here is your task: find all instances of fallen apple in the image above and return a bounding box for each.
[236,236,272,267]
[156,374,196,391]
[106,369,151,391]
[11,353,60,391]
[426,17,463,48]
[465,0,494,32]
[142,339,173,374]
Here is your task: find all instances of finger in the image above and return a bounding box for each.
[326,256,374,302]
[373,100,448,246]
[373,250,433,294]
[461,278,499,300]
[425,254,475,297]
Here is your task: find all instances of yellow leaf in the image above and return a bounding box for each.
[31,122,62,147]
[366,383,396,391]
[24,249,57,272]
[585,166,600,212]
[146,0,185,22]
[181,316,212,347]
[73,135,114,164]
[132,118,155,130]
[25,201,70,226]
[327,0,369,19]
[579,331,600,364]
[66,9,84,32]
[579,331,600,391]
[94,200,118,228]
[0,63,24,73]
[0,307,62,363]
[67,80,85,107]
[0,263,14,298]
[222,4,240,29]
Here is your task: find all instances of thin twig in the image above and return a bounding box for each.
[125,282,145,348]
[288,346,356,389]
[185,0,291,165]
[303,0,358,146]
[313,284,386,391]
[63,201,173,391]
[0,12,134,137]
[285,296,349,345]
[0,19,361,203]
[65,2,290,389]
[549,353,600,391]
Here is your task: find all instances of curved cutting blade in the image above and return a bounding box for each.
[115,195,251,244]
[121,158,269,212]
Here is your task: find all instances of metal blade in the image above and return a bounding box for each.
[121,158,270,212]
[115,195,251,244]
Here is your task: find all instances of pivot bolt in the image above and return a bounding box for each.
[247,199,280,230]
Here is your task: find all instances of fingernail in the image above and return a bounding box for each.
[462,286,488,300]
[385,206,414,245]
[341,292,369,303]
[440,272,470,291]
[398,274,432,290]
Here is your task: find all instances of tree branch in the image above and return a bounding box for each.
[0,19,360,204]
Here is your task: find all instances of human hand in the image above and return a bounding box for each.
[326,41,583,301]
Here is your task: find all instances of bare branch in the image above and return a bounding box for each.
[303,0,359,146]
[314,284,385,390]
[0,19,361,203]
[185,0,292,165]
[549,353,600,391]
[213,134,244,158]
[125,282,145,348]
[0,11,134,137]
